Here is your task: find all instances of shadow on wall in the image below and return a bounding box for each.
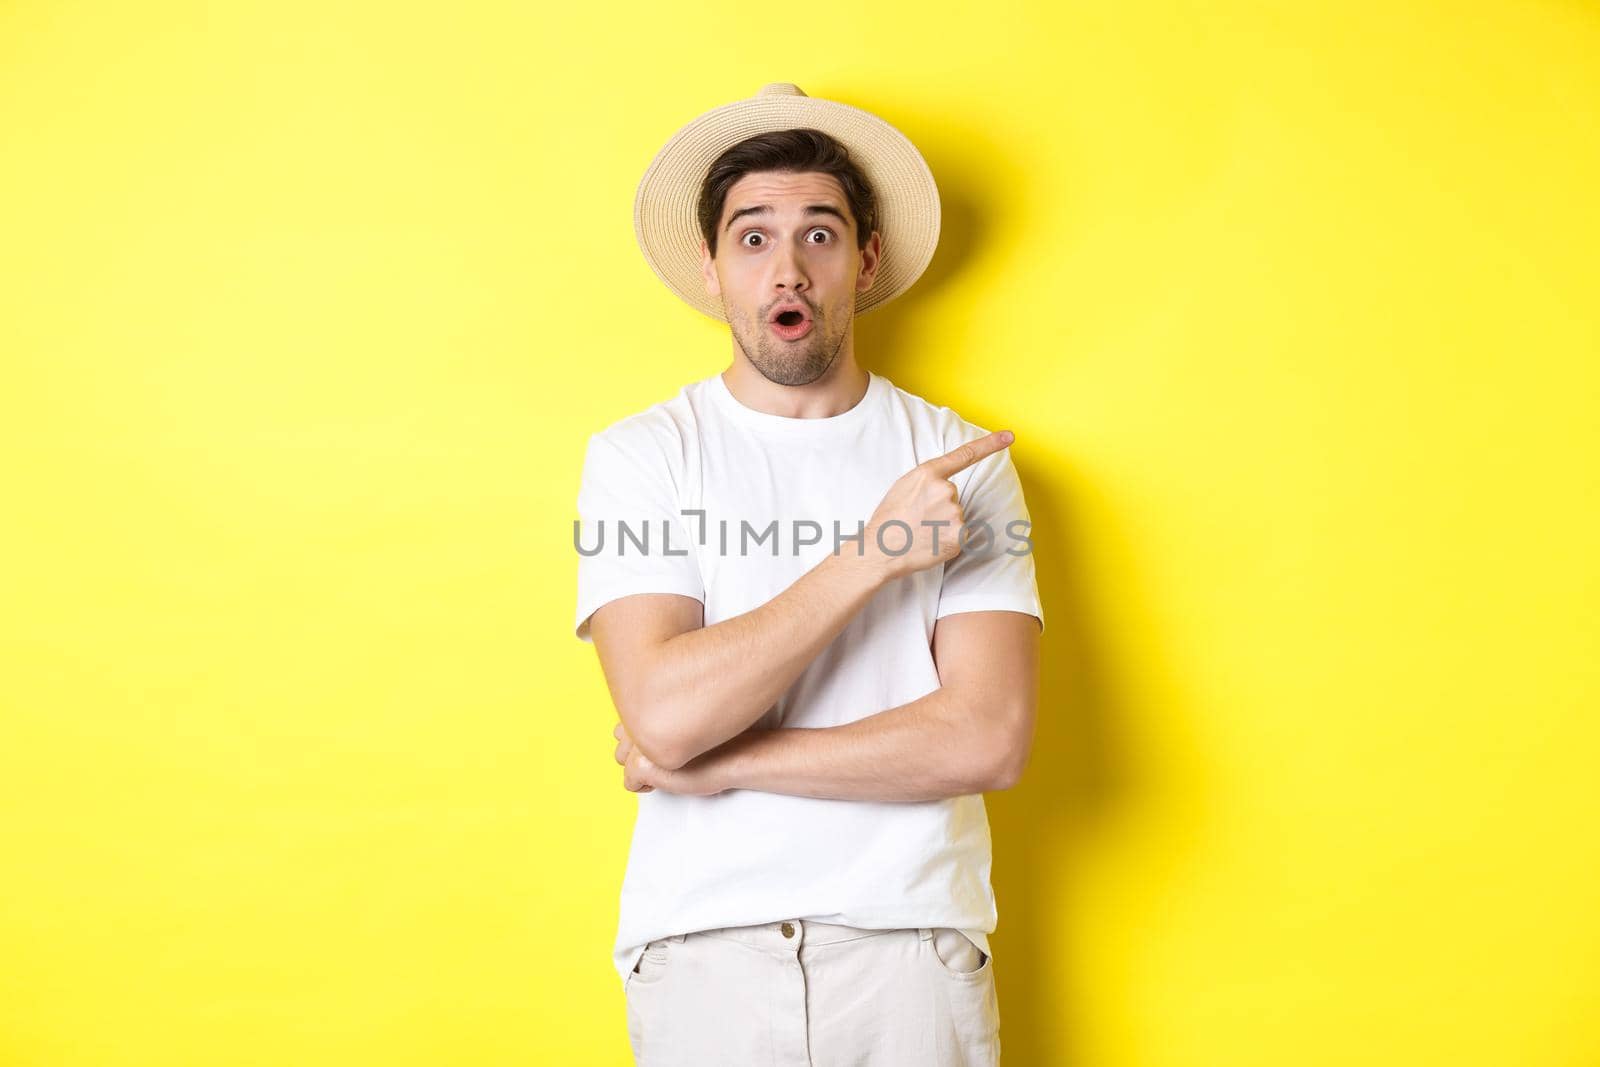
[851,118,1216,1065]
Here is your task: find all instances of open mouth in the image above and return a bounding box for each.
[769,306,814,340]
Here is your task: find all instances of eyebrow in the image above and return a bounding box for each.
[724,203,850,234]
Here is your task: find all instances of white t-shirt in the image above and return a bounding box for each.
[573,368,1044,987]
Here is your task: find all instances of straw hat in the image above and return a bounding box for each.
[633,82,941,323]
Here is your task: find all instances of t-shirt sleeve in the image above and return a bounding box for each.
[573,429,705,644]
[935,441,1044,633]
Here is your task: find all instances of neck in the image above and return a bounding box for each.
[721,353,869,419]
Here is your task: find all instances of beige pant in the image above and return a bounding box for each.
[624,919,1000,1065]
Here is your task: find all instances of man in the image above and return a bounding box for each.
[574,83,1044,1066]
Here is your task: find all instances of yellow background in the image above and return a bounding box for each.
[3,2,1597,1064]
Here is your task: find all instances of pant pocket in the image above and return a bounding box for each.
[923,929,999,1065]
[629,938,672,985]
[929,927,990,978]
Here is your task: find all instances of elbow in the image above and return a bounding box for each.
[622,697,695,773]
[986,748,1028,791]
[649,740,694,773]
[979,701,1036,792]
[633,729,691,771]
[976,741,1020,791]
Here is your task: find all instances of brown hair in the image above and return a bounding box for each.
[697,128,878,259]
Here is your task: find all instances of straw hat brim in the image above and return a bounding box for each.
[633,83,941,323]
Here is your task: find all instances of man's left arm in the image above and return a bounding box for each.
[627,608,1040,802]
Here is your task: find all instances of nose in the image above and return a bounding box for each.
[770,241,809,299]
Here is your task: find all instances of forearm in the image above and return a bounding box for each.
[645,549,889,769]
[687,687,1001,802]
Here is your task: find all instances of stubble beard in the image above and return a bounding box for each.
[728,302,849,388]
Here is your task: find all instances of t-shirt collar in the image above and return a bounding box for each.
[708,369,883,437]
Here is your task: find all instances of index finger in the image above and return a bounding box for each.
[922,429,1015,480]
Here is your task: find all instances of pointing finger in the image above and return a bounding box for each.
[922,430,1014,480]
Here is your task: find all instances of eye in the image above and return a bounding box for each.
[739,228,834,247]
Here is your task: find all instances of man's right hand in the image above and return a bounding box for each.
[861,429,1015,583]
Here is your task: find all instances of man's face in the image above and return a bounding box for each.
[701,170,881,387]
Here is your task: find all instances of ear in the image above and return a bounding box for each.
[855,230,883,293]
[700,238,721,299]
